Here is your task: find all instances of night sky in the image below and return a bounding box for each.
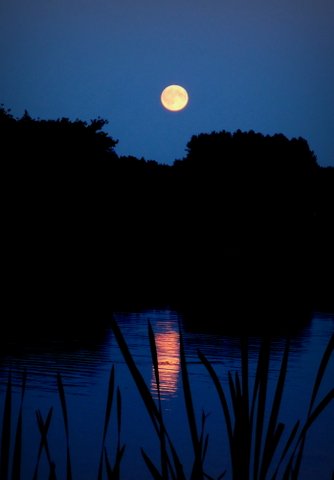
[1,0,333,166]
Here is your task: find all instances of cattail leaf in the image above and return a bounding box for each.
[57,374,69,437]
[261,421,285,479]
[113,445,126,480]
[234,371,242,401]
[308,333,334,415]
[141,448,163,480]
[104,447,114,479]
[179,326,199,459]
[57,373,72,480]
[104,366,115,442]
[168,441,186,480]
[272,419,300,479]
[294,388,334,476]
[200,411,209,463]
[253,338,271,480]
[11,412,23,480]
[227,371,237,418]
[260,339,290,479]
[190,410,209,480]
[110,315,160,433]
[12,370,27,480]
[110,315,184,477]
[0,370,12,480]
[34,408,54,476]
[48,461,57,480]
[291,334,333,479]
[98,367,115,480]
[201,472,215,480]
[240,336,249,411]
[198,350,235,473]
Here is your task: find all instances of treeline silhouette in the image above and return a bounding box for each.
[1,105,333,332]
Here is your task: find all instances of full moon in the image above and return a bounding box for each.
[160,84,189,112]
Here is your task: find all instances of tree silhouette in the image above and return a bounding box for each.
[1,106,333,332]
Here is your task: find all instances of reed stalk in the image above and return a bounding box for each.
[11,370,27,480]
[199,332,334,480]
[110,314,186,480]
[1,320,332,480]
[110,315,224,480]
[57,373,72,480]
[98,367,125,480]
[33,407,55,480]
[0,370,12,480]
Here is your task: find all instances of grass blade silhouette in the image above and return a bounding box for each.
[0,370,11,480]
[104,447,114,480]
[271,420,300,479]
[240,336,251,477]
[141,448,164,480]
[112,387,126,480]
[180,327,198,449]
[33,408,55,480]
[285,388,334,478]
[291,333,334,478]
[110,315,185,479]
[110,315,160,433]
[197,350,235,476]
[308,333,334,414]
[179,326,205,480]
[97,366,115,480]
[259,338,290,479]
[253,338,271,480]
[12,370,27,480]
[57,373,72,480]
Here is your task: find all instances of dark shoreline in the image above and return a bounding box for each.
[2,109,333,339]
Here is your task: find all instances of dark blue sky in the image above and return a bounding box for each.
[1,0,333,166]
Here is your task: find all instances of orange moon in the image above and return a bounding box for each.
[160,84,189,112]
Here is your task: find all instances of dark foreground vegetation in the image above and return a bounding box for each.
[1,105,333,334]
[1,321,333,479]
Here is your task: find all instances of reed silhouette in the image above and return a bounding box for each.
[1,319,332,479]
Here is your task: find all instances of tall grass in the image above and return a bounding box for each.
[198,334,334,479]
[0,319,333,479]
[0,367,125,480]
[1,370,27,480]
[110,316,333,480]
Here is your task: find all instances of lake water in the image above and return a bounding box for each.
[0,307,333,479]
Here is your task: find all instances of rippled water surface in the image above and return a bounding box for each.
[0,308,333,479]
